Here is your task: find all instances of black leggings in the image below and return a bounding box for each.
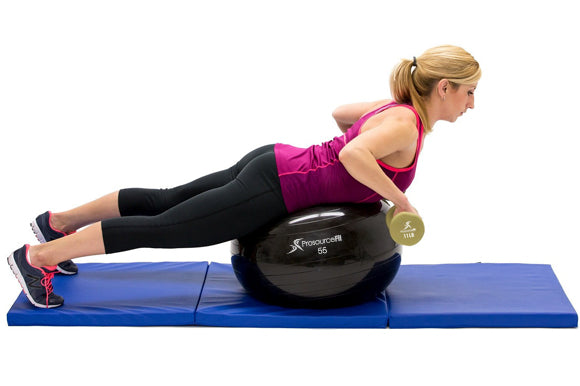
[101,144,288,254]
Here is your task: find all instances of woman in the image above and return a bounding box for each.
[8,45,481,308]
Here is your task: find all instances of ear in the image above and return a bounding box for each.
[436,79,450,99]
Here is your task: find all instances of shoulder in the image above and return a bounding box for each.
[346,106,417,158]
[365,104,418,138]
[351,105,418,157]
[383,104,418,126]
[378,112,418,145]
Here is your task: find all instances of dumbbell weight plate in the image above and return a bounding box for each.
[386,206,425,246]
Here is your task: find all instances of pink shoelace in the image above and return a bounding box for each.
[40,270,56,308]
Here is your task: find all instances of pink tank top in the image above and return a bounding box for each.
[275,102,424,213]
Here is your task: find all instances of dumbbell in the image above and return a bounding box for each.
[386,206,425,246]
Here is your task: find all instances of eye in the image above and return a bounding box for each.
[468,90,475,96]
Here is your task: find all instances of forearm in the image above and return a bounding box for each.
[339,147,412,211]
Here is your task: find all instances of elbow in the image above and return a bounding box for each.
[340,145,376,168]
[333,116,344,133]
[333,107,352,133]
[338,147,349,164]
[338,146,357,166]
[332,106,344,122]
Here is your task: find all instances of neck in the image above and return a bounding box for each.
[424,96,443,131]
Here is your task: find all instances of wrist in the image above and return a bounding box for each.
[392,195,412,212]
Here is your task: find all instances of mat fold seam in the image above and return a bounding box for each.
[193,262,211,325]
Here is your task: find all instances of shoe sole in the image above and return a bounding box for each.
[7,252,62,309]
[30,219,47,243]
[55,266,77,275]
[30,220,76,275]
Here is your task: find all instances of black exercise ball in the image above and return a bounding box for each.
[231,201,402,308]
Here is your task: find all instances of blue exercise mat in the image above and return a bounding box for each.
[7,261,208,326]
[386,263,578,328]
[7,261,577,328]
[194,263,389,328]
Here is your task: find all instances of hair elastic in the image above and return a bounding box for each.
[412,56,417,67]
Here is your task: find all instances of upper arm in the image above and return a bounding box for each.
[332,100,391,129]
[342,107,418,160]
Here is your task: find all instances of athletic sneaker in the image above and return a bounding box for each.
[7,245,64,308]
[31,211,78,275]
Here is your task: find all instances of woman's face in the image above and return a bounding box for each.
[444,83,477,122]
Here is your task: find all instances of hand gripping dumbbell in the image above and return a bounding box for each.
[386,206,425,246]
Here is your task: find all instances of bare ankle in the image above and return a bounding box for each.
[28,245,54,268]
[50,212,73,234]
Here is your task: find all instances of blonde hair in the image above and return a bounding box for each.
[390,45,481,133]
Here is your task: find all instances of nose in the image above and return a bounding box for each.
[467,98,475,110]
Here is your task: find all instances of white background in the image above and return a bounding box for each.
[1,0,578,384]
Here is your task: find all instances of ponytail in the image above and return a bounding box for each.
[389,45,481,133]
